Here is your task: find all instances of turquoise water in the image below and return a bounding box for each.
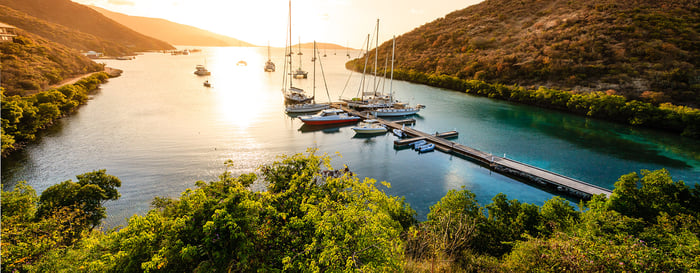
[3,47,698,228]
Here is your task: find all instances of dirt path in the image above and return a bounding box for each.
[45,67,122,91]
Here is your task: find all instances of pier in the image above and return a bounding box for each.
[339,105,613,199]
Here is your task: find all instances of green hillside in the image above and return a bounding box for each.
[0,0,173,55]
[90,5,255,47]
[0,29,103,96]
[355,0,699,105]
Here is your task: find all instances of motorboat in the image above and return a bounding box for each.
[203,80,211,87]
[351,119,387,134]
[194,64,211,76]
[299,109,361,125]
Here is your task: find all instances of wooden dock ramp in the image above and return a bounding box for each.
[339,105,612,199]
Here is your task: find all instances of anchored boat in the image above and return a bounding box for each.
[299,109,360,125]
[351,119,387,134]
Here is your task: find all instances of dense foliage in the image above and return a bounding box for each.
[1,170,121,272]
[353,0,699,105]
[0,32,104,96]
[0,0,173,55]
[405,169,700,271]
[349,63,700,138]
[2,152,698,272]
[1,72,109,156]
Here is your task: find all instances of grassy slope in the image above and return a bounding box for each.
[0,29,103,96]
[363,0,699,105]
[0,0,173,55]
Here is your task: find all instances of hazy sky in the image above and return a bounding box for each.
[71,0,483,47]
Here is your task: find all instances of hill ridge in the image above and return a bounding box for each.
[360,0,699,104]
[89,5,255,47]
[0,0,173,54]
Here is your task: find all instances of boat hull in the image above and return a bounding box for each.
[373,108,419,117]
[285,104,330,113]
[352,127,387,134]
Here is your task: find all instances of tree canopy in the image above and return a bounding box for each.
[2,153,698,272]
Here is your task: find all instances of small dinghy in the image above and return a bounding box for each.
[392,128,404,138]
[409,140,427,149]
[417,143,435,153]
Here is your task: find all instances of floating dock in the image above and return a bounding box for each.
[340,106,612,199]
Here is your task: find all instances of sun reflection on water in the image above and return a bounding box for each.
[205,47,276,129]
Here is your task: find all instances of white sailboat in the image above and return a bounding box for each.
[293,37,308,79]
[264,41,275,72]
[372,35,425,117]
[282,0,313,104]
[286,41,330,113]
[343,19,395,110]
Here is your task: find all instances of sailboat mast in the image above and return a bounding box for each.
[288,0,293,89]
[390,35,395,102]
[313,40,316,102]
[373,19,379,96]
[298,36,302,70]
[360,34,370,100]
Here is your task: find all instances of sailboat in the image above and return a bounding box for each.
[293,37,308,79]
[372,35,425,117]
[264,41,275,72]
[343,19,394,110]
[282,1,312,103]
[286,41,330,113]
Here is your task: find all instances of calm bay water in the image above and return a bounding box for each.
[3,47,699,228]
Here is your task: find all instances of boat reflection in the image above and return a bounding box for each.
[298,123,354,134]
[351,132,387,139]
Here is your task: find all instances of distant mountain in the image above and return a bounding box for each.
[355,0,699,104]
[293,42,354,50]
[0,0,173,55]
[90,6,255,47]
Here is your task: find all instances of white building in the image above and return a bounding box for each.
[0,22,17,42]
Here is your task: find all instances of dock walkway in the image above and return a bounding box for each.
[340,106,612,198]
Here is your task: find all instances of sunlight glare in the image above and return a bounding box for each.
[208,47,274,129]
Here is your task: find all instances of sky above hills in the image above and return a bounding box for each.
[71,0,483,47]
